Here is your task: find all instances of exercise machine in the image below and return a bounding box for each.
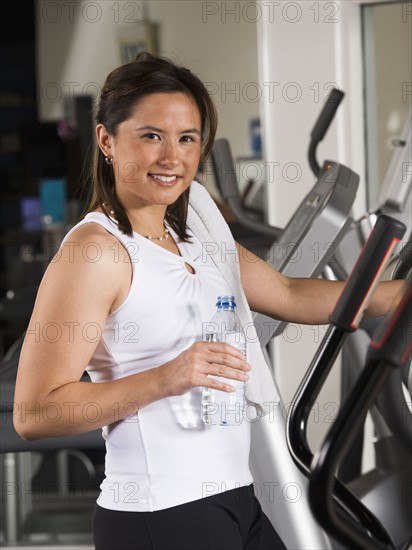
[324,107,411,490]
[287,216,411,549]
[212,92,411,548]
[212,89,360,549]
[0,320,104,545]
[212,88,358,345]
[310,276,412,550]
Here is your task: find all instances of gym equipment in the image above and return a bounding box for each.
[286,215,411,549]
[212,89,359,346]
[308,273,412,550]
[374,234,412,450]
[327,108,411,488]
[0,316,104,545]
[212,92,411,548]
[212,89,360,549]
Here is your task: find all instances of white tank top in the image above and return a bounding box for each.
[63,212,253,512]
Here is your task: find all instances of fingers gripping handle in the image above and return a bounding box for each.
[368,272,412,367]
[330,215,406,331]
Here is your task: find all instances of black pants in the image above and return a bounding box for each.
[92,485,287,550]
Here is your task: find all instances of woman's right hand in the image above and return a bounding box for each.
[159,342,251,397]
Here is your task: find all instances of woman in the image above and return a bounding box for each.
[14,53,401,550]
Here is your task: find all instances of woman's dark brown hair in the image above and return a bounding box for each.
[86,52,218,239]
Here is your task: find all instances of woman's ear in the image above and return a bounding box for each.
[96,124,113,158]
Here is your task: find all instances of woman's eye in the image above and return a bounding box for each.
[144,133,160,141]
[180,135,195,143]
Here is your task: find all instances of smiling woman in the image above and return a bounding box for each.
[95,92,202,240]
[14,51,400,550]
[13,52,287,550]
[88,52,218,241]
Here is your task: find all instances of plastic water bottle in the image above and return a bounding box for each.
[201,296,246,426]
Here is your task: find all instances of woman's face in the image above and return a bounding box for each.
[98,92,202,210]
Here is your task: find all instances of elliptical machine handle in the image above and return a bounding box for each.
[368,271,412,367]
[287,214,406,548]
[211,138,281,239]
[308,88,344,177]
[310,88,345,143]
[308,275,412,550]
[330,214,406,331]
[211,138,240,201]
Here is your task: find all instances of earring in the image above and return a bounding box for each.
[102,202,115,217]
[105,156,113,165]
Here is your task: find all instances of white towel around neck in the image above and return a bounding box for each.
[187,180,281,416]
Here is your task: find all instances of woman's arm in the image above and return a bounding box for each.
[14,223,145,439]
[14,224,249,440]
[237,243,403,324]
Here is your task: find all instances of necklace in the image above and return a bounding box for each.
[101,203,169,241]
[143,226,169,241]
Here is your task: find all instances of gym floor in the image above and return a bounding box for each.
[6,547,94,550]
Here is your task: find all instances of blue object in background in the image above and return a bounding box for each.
[20,197,42,231]
[249,118,262,157]
[39,178,67,227]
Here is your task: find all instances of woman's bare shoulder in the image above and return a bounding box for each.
[37,221,132,313]
[56,221,131,267]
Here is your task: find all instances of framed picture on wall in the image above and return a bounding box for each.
[117,22,158,63]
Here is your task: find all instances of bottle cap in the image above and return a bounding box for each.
[216,295,236,308]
